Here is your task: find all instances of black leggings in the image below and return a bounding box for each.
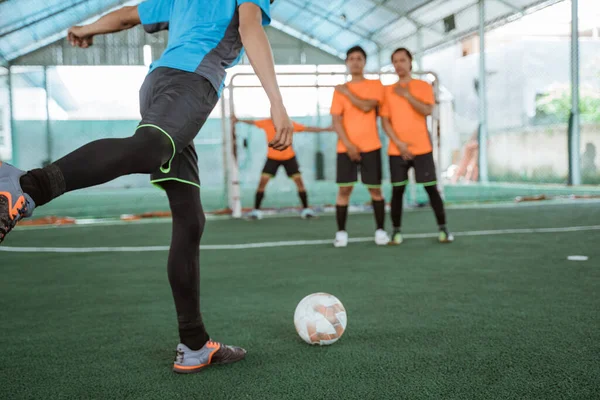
[55,125,173,192]
[21,127,209,349]
[164,180,209,350]
[391,184,446,228]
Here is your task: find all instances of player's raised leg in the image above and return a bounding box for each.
[0,163,36,242]
[162,180,246,373]
[1,124,173,244]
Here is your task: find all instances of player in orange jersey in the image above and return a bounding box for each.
[233,115,331,219]
[380,48,453,244]
[330,46,389,247]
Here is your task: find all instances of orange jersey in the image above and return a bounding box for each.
[253,119,305,161]
[330,79,384,154]
[380,79,435,156]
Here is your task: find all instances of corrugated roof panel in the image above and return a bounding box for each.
[0,0,136,62]
[411,0,477,25]
[385,0,435,15]
[286,9,324,31]
[377,17,418,44]
[339,0,377,23]
[355,7,399,34]
[270,0,303,23]
[0,0,564,68]
[486,0,520,20]
[329,31,366,50]
[0,0,66,34]
[308,20,345,43]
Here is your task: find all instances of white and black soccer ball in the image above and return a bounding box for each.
[293,292,347,345]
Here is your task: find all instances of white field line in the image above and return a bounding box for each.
[13,197,600,232]
[1,225,600,253]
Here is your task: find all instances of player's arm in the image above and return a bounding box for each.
[332,115,361,162]
[300,126,333,133]
[238,2,293,151]
[406,94,433,116]
[231,114,256,126]
[335,85,378,113]
[68,6,140,47]
[381,117,413,160]
[395,85,433,116]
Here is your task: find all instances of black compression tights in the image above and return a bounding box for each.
[55,126,173,192]
[20,126,173,206]
[390,184,446,228]
[163,180,210,350]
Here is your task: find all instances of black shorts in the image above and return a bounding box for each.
[336,149,382,187]
[262,157,301,178]
[139,67,219,188]
[389,152,437,186]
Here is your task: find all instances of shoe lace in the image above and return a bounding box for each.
[175,349,184,363]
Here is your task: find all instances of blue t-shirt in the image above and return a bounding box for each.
[138,0,271,94]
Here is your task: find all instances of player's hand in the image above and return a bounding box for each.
[394,84,409,98]
[335,84,350,96]
[346,143,361,162]
[68,26,94,48]
[270,104,293,151]
[231,114,238,124]
[396,140,414,160]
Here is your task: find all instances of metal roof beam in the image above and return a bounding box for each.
[373,0,479,46]
[366,0,451,41]
[0,0,91,38]
[0,0,140,62]
[493,0,523,13]
[269,19,346,60]
[283,0,378,45]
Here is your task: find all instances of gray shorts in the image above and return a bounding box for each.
[139,67,219,188]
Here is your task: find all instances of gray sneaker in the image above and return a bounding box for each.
[173,340,247,374]
[0,162,35,244]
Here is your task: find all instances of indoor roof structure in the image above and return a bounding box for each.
[0,0,563,68]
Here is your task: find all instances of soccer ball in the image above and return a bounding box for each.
[293,292,347,345]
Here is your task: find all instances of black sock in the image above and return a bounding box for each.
[425,185,446,226]
[255,191,264,209]
[372,199,385,230]
[391,185,406,229]
[298,191,308,208]
[163,181,209,351]
[336,205,348,231]
[20,164,65,207]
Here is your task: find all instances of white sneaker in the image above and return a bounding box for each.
[334,231,348,247]
[374,229,390,246]
[301,208,316,219]
[247,209,263,220]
